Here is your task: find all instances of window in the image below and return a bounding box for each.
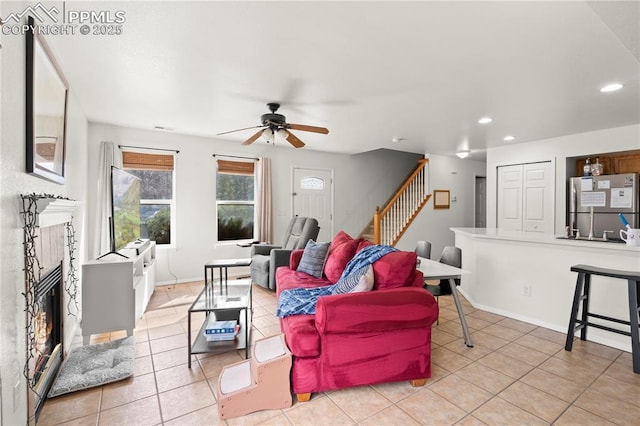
[123,151,175,245]
[216,159,255,241]
[300,176,325,190]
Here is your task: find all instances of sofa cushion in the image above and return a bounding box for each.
[332,264,374,294]
[297,240,330,278]
[372,250,418,290]
[276,267,332,297]
[323,231,360,283]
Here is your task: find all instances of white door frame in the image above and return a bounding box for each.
[291,165,335,240]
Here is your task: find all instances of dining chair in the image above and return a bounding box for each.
[414,240,432,259]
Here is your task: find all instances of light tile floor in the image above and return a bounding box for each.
[38,281,640,425]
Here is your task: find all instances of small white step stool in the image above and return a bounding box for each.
[217,333,292,420]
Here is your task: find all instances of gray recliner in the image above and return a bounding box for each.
[250,217,320,291]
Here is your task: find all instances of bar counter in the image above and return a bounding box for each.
[452,227,640,352]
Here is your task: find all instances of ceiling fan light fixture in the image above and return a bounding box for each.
[456,150,470,159]
[276,128,289,140]
[262,128,274,143]
[220,103,329,148]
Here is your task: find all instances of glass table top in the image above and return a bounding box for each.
[190,281,251,312]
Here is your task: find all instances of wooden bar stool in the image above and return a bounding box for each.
[565,264,640,373]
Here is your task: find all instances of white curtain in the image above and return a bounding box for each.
[256,157,273,243]
[93,142,123,258]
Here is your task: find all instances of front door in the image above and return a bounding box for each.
[292,167,333,242]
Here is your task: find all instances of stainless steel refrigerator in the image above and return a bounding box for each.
[569,173,639,240]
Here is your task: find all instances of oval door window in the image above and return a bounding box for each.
[300,176,324,190]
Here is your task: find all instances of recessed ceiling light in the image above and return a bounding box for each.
[392,137,406,143]
[503,135,515,141]
[456,150,470,159]
[478,117,493,124]
[600,83,623,93]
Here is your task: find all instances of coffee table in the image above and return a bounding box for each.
[187,279,252,368]
[205,258,252,294]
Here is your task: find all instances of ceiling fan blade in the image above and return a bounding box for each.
[217,125,264,136]
[287,123,329,134]
[284,130,306,148]
[241,129,265,146]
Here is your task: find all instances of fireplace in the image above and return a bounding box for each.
[31,262,63,415]
[21,195,80,424]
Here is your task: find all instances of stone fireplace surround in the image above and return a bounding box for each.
[21,196,80,423]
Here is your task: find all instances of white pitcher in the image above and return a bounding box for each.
[620,228,640,246]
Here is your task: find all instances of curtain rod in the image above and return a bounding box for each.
[119,145,180,154]
[212,154,259,161]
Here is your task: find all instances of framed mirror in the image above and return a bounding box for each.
[26,16,69,184]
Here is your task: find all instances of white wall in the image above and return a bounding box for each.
[397,154,487,257]
[486,124,640,233]
[0,7,89,423]
[86,123,423,284]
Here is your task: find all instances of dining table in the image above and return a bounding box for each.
[417,257,473,347]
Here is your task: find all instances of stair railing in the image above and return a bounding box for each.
[374,159,430,246]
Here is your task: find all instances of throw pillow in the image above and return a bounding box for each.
[324,231,360,283]
[373,250,417,290]
[332,264,374,294]
[297,240,330,278]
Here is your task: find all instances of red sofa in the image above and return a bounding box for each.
[275,231,439,401]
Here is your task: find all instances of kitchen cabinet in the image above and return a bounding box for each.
[575,151,640,176]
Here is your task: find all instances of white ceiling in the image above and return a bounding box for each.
[48,1,640,157]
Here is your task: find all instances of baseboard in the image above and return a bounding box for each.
[156,272,252,287]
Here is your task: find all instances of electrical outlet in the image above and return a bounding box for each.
[522,284,532,297]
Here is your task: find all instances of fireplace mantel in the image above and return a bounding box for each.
[35,198,81,227]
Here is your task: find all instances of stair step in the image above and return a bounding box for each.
[219,360,252,395]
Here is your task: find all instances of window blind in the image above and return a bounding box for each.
[217,159,255,175]
[123,151,174,171]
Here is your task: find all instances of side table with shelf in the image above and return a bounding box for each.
[188,279,252,368]
[204,258,252,294]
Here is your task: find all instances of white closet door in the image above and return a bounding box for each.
[497,161,554,232]
[522,162,553,233]
[497,165,524,230]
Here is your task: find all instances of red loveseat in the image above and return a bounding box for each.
[275,231,439,401]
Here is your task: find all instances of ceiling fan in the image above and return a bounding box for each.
[216,103,329,148]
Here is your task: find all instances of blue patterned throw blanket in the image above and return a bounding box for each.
[276,245,397,318]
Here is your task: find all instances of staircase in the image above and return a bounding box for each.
[361,159,431,246]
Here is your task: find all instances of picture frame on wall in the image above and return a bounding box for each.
[26,16,69,184]
[433,189,450,209]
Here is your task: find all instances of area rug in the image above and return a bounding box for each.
[48,336,135,398]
